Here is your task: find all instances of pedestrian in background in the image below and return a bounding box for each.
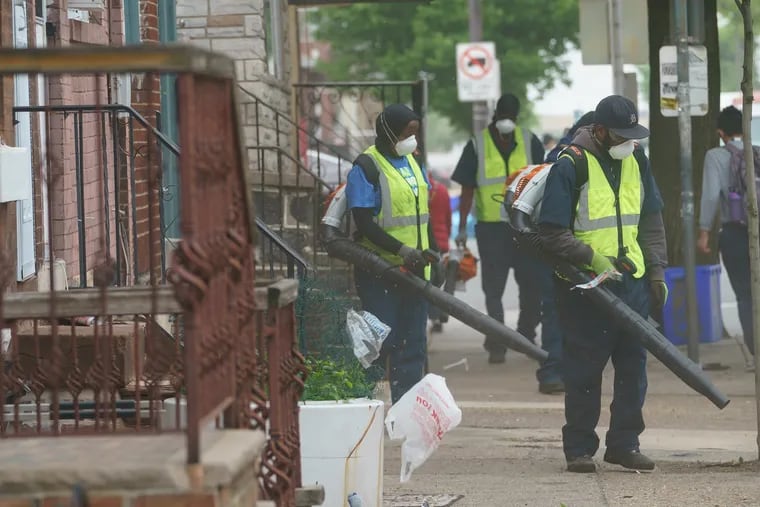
[451,93,545,364]
[698,105,757,359]
[427,170,452,333]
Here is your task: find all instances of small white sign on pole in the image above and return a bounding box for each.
[456,42,501,102]
[659,45,709,117]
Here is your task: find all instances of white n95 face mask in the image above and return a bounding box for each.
[608,139,635,160]
[395,135,418,156]
[495,119,516,134]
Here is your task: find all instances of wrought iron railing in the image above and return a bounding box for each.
[293,80,425,157]
[0,45,306,507]
[13,104,178,288]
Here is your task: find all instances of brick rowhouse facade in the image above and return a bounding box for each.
[0,0,17,288]
[130,0,163,282]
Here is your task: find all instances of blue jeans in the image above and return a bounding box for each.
[556,273,649,459]
[536,262,563,384]
[355,268,429,404]
[720,224,756,355]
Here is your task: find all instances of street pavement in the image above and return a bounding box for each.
[381,247,760,507]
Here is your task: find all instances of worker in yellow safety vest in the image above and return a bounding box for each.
[345,103,441,404]
[537,95,668,474]
[451,93,545,364]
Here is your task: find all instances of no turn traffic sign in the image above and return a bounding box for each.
[456,42,500,102]
[459,45,493,79]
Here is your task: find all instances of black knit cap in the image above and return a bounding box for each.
[495,93,520,117]
[594,95,650,140]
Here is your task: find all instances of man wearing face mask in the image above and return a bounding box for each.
[346,103,438,404]
[538,95,668,473]
[451,93,545,364]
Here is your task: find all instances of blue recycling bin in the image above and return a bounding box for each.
[662,265,723,346]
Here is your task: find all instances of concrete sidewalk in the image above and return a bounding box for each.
[381,316,760,507]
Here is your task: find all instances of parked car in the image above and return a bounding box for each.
[305,149,352,189]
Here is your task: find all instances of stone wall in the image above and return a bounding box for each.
[175,0,294,172]
[0,430,266,507]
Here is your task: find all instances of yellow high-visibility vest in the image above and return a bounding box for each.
[357,146,430,279]
[565,148,645,278]
[474,126,533,222]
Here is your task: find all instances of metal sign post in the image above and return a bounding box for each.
[673,0,701,364]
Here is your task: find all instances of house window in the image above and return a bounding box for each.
[35,0,43,18]
[264,0,284,80]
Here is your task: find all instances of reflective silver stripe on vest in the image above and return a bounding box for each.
[573,181,643,231]
[363,155,430,228]
[476,128,534,186]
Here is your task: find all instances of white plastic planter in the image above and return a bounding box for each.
[299,398,384,507]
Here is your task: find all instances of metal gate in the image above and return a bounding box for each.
[293,80,425,162]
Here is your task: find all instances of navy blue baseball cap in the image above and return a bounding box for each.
[594,95,650,140]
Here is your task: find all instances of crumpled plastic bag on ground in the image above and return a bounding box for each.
[346,309,391,368]
[384,373,462,482]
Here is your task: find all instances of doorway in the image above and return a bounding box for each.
[13,1,35,280]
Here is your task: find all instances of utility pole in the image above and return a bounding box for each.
[468,0,488,133]
[673,0,701,364]
[608,0,625,95]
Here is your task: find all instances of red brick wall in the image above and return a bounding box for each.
[130,0,162,282]
[45,1,125,286]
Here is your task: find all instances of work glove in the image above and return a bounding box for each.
[649,279,669,311]
[398,245,427,272]
[589,251,622,281]
[455,230,468,247]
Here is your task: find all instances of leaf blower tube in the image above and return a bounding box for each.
[509,204,729,409]
[321,224,548,363]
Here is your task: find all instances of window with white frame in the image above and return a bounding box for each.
[263,0,284,80]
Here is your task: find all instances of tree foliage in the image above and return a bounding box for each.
[717,0,760,91]
[311,0,579,133]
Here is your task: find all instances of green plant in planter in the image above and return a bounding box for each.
[301,357,376,401]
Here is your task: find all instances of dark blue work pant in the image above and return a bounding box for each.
[475,222,541,354]
[556,273,649,459]
[536,262,563,384]
[720,223,756,355]
[355,268,429,404]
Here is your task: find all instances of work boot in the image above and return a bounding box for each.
[566,455,596,473]
[538,381,565,394]
[430,320,443,333]
[603,449,655,471]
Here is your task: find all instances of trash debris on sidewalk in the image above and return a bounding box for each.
[383,493,463,507]
[442,358,469,372]
[384,373,462,482]
[347,308,391,368]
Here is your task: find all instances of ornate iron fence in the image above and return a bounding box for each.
[0,45,306,507]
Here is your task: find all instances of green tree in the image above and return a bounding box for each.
[312,0,579,133]
[717,0,760,91]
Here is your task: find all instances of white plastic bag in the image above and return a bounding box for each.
[346,309,390,368]
[384,374,462,482]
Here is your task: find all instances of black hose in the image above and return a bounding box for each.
[508,215,729,410]
[322,226,548,363]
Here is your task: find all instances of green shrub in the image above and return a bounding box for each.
[301,356,376,401]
